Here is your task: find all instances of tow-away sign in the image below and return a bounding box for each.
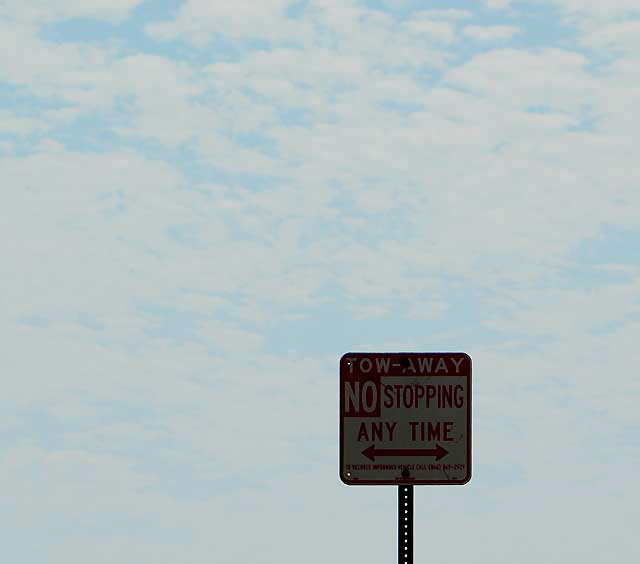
[340,352,471,485]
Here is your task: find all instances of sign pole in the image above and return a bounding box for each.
[398,484,413,564]
[340,353,472,563]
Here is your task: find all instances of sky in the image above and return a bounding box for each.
[1,0,639,562]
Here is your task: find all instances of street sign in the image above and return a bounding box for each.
[340,352,471,485]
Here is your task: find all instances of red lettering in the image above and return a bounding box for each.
[441,385,453,408]
[383,385,394,408]
[357,422,369,442]
[393,384,403,405]
[426,385,437,407]
[444,421,454,442]
[403,386,413,408]
[371,422,384,441]
[410,421,419,441]
[454,385,464,408]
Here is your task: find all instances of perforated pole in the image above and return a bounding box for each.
[398,485,413,564]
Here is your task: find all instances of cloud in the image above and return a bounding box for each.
[3,2,640,563]
[546,0,640,21]
[579,20,640,54]
[0,111,46,134]
[462,24,520,42]
[145,0,304,44]
[2,150,185,323]
[415,9,472,21]
[485,0,512,9]
[4,9,637,307]
[3,0,143,23]
[405,16,457,43]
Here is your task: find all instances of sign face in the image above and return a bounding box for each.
[340,352,471,485]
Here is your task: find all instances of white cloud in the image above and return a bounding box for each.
[349,304,390,319]
[406,300,449,320]
[406,17,457,43]
[463,24,520,42]
[146,0,304,44]
[415,9,472,21]
[485,0,512,9]
[580,20,640,54]
[3,3,640,562]
[443,48,597,116]
[1,150,184,320]
[0,112,45,134]
[147,1,453,69]
[0,21,99,98]
[3,0,143,23]
[547,0,640,22]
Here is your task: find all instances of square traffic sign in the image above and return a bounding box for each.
[340,352,471,485]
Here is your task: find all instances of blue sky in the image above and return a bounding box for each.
[2,1,640,562]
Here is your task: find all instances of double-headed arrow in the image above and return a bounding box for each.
[362,443,449,462]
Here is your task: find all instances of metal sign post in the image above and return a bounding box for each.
[339,352,472,563]
[398,485,413,564]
